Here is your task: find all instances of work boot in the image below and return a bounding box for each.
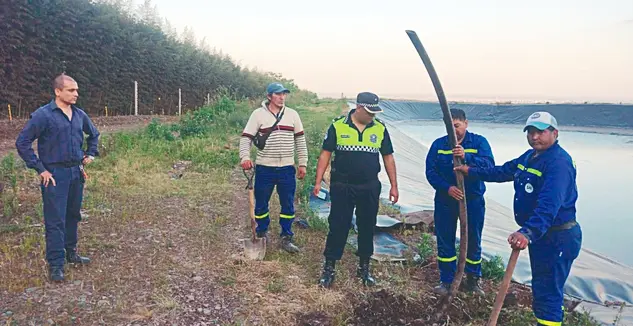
[356,257,376,286]
[256,230,268,239]
[461,274,485,296]
[280,235,300,253]
[433,282,451,296]
[318,259,336,288]
[66,249,91,265]
[49,266,64,282]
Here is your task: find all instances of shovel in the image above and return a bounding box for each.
[487,249,521,326]
[241,169,266,260]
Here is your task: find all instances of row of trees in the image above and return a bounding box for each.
[0,0,304,118]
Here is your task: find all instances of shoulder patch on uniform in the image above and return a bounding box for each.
[333,115,345,122]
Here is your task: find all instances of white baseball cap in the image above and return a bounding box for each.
[523,111,558,132]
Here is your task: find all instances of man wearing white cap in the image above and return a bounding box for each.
[455,111,582,326]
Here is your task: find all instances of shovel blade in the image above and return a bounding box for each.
[242,237,266,260]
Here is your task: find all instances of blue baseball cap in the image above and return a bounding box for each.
[266,82,290,94]
[523,111,558,132]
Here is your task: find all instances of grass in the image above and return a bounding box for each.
[0,95,603,325]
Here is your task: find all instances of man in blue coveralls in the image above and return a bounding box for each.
[16,74,100,282]
[425,108,495,296]
[455,111,582,326]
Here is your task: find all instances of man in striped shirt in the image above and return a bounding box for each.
[239,82,308,253]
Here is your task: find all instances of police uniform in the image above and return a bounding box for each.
[468,112,581,326]
[318,99,394,286]
[425,130,495,293]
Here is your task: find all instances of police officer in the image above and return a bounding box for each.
[313,92,399,288]
[455,111,582,326]
[16,74,100,282]
[425,108,495,296]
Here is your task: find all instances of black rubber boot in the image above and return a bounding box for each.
[66,249,91,265]
[318,259,336,288]
[280,235,300,253]
[433,282,451,296]
[462,274,485,296]
[356,257,376,286]
[49,266,64,282]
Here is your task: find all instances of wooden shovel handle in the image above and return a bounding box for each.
[487,249,521,326]
[248,188,257,239]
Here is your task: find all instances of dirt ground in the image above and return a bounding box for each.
[0,114,582,325]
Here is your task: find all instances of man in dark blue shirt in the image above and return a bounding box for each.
[455,111,582,326]
[425,108,495,296]
[16,74,100,282]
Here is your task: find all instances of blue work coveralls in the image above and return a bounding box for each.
[15,100,100,268]
[469,141,582,326]
[425,131,495,283]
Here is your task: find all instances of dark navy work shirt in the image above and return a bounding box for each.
[469,141,578,243]
[15,100,100,174]
[425,131,495,200]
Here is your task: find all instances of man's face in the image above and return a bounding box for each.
[526,126,558,151]
[357,106,376,124]
[268,92,287,108]
[55,80,79,105]
[453,119,468,141]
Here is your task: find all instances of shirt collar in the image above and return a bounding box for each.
[49,99,76,112]
[346,109,375,128]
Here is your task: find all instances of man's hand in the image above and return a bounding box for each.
[453,145,465,160]
[313,181,323,198]
[241,160,253,170]
[453,165,469,176]
[389,187,399,204]
[448,186,464,201]
[40,171,56,187]
[297,166,307,179]
[82,155,93,165]
[508,232,529,250]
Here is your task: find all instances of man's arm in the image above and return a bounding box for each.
[82,112,100,157]
[15,113,47,174]
[314,150,332,186]
[382,154,397,188]
[465,136,495,169]
[425,140,452,192]
[517,160,574,243]
[294,112,308,167]
[467,150,530,183]
[379,128,397,187]
[239,111,259,164]
[313,125,336,195]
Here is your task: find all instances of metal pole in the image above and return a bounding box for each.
[179,88,182,115]
[134,81,138,116]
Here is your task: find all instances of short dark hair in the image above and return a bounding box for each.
[52,74,75,90]
[450,108,466,121]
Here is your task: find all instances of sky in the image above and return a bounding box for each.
[146,0,633,103]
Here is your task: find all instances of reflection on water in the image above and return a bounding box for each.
[397,120,633,268]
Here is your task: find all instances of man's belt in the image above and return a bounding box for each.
[549,220,578,232]
[46,161,82,169]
